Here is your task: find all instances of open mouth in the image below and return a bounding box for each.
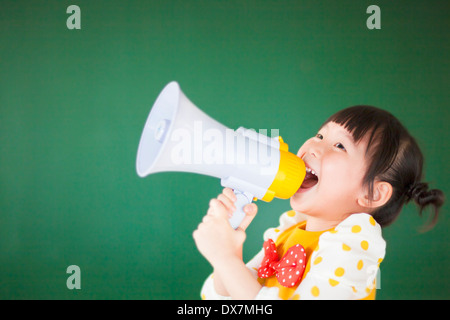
[299,167,319,191]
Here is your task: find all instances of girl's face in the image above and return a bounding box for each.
[290,122,371,225]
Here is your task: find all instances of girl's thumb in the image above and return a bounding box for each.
[238,203,258,231]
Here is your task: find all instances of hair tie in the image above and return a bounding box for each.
[406,184,416,200]
[406,182,428,201]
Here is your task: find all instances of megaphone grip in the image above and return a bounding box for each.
[228,190,254,229]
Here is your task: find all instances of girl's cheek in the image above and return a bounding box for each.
[321,157,350,185]
[324,159,364,193]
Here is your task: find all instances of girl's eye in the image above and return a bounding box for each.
[335,142,346,151]
[315,133,324,140]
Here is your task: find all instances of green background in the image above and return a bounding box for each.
[1,0,448,300]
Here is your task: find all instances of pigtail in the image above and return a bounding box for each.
[406,182,445,231]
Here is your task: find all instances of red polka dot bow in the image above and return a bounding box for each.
[257,239,307,288]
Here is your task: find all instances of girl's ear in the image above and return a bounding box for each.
[358,181,393,210]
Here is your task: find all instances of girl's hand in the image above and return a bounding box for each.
[193,188,258,267]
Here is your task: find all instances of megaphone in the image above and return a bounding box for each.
[136,82,306,229]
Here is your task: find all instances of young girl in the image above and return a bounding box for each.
[193,106,444,300]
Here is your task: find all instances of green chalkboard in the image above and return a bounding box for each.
[0,0,448,299]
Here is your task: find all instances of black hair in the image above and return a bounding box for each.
[322,106,444,229]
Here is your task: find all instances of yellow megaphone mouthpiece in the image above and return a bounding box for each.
[261,144,306,202]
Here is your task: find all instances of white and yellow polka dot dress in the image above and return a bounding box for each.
[201,210,385,300]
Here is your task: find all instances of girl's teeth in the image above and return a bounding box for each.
[306,167,316,176]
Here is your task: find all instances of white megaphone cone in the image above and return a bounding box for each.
[136,81,306,229]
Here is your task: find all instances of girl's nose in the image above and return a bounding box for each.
[309,143,322,159]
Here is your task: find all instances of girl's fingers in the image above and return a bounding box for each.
[217,193,236,213]
[223,188,237,202]
[208,198,229,219]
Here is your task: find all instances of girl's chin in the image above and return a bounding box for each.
[290,186,316,209]
[290,193,307,208]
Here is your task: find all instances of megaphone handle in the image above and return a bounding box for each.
[228,190,254,230]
